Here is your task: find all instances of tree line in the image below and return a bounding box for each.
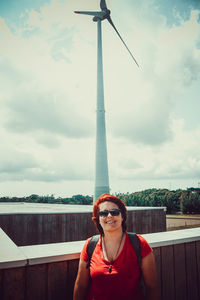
[1,187,200,214]
[117,187,200,214]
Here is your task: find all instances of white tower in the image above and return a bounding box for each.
[75,0,138,203]
[95,21,110,201]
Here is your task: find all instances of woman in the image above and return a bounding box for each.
[73,193,159,300]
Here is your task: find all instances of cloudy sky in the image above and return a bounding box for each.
[0,0,200,198]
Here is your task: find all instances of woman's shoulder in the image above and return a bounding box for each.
[80,235,101,262]
[136,234,152,258]
[126,232,152,258]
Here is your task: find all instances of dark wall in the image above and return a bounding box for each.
[0,240,199,300]
[0,209,166,246]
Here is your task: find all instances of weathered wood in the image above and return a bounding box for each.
[51,215,58,243]
[173,243,187,300]
[0,235,200,300]
[3,267,25,300]
[161,245,175,300]
[68,213,76,241]
[0,269,3,300]
[78,213,88,240]
[61,214,67,242]
[86,212,97,237]
[26,264,47,300]
[141,210,150,234]
[0,209,166,246]
[47,261,68,300]
[153,247,162,300]
[38,214,44,244]
[185,242,199,300]
[43,214,52,244]
[0,215,11,241]
[27,214,39,245]
[196,241,200,297]
[67,259,79,300]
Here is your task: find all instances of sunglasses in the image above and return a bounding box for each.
[99,209,121,218]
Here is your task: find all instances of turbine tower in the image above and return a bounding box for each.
[75,0,138,202]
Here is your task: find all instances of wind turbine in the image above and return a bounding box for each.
[75,0,139,202]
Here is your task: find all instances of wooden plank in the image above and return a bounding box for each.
[151,210,156,233]
[26,264,47,300]
[51,214,58,243]
[173,243,187,300]
[85,212,95,237]
[57,214,63,243]
[69,213,76,241]
[20,215,28,246]
[3,267,25,300]
[128,211,136,233]
[4,215,16,244]
[153,247,162,300]
[47,261,68,300]
[42,214,51,244]
[185,241,199,300]
[135,210,143,233]
[78,213,90,240]
[38,214,44,244]
[25,214,32,245]
[154,209,166,233]
[0,269,3,300]
[142,210,151,234]
[66,259,79,300]
[76,213,84,241]
[127,211,134,232]
[161,245,175,300]
[196,241,200,297]
[61,214,67,242]
[13,215,24,246]
[0,215,10,240]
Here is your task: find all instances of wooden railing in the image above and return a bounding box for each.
[0,204,166,246]
[0,227,200,300]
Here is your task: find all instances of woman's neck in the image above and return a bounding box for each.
[103,228,124,242]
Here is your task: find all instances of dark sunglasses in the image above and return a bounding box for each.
[99,209,121,218]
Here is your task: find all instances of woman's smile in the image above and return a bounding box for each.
[99,201,123,232]
[106,220,115,224]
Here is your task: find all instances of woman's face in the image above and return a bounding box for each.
[98,201,123,233]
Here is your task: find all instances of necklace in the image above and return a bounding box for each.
[103,233,124,273]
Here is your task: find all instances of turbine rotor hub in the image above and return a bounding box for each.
[93,9,110,22]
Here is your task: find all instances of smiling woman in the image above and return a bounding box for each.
[73,193,159,300]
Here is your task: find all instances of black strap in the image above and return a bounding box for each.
[86,234,100,268]
[86,232,145,296]
[86,232,141,270]
[127,232,142,269]
[128,232,145,298]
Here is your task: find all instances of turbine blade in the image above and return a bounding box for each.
[74,11,103,17]
[100,0,108,11]
[107,16,139,67]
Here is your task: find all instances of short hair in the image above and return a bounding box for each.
[92,193,127,235]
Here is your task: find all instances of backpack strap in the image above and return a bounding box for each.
[128,232,145,298]
[127,232,142,269]
[86,234,100,269]
[86,233,142,271]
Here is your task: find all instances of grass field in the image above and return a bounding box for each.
[166,214,200,231]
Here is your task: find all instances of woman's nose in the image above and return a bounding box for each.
[107,212,113,217]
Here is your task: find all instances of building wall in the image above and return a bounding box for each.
[0,209,166,246]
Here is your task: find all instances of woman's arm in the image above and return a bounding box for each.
[141,252,160,300]
[73,259,90,300]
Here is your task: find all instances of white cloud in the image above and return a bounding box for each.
[0,0,199,196]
